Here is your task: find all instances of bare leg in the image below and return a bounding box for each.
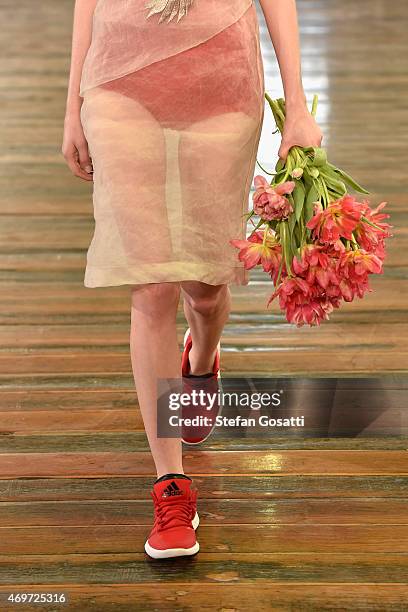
[130,282,183,478]
[181,282,231,375]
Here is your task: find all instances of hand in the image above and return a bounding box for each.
[279,105,323,160]
[62,112,93,181]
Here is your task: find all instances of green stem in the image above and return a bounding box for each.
[321,178,331,207]
[256,159,275,175]
[280,152,293,183]
[311,94,318,117]
[262,224,270,246]
[361,216,387,232]
[351,233,359,250]
[250,217,266,233]
[275,253,285,287]
[281,222,292,277]
[265,93,285,133]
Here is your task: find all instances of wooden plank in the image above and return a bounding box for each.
[0,525,407,554]
[0,498,406,527]
[0,475,405,502]
[2,358,407,385]
[0,384,406,411]
[0,300,407,328]
[0,552,407,584]
[0,277,405,314]
[1,322,407,350]
[2,583,407,612]
[1,341,407,381]
[0,390,138,411]
[0,433,406,453]
[0,451,407,478]
[1,309,407,327]
[0,412,143,435]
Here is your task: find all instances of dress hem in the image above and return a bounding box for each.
[84,263,249,288]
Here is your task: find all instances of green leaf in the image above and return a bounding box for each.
[310,147,327,167]
[305,184,319,222]
[294,223,302,246]
[294,245,303,263]
[308,167,320,179]
[275,158,285,172]
[293,181,306,222]
[291,229,298,254]
[281,222,292,275]
[302,170,313,192]
[288,209,296,233]
[287,204,301,254]
[319,170,347,197]
[328,163,369,194]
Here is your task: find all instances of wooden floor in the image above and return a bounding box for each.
[0,0,407,610]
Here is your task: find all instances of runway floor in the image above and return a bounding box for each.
[0,0,407,609]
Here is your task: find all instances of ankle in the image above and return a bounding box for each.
[155,473,191,483]
[188,346,217,375]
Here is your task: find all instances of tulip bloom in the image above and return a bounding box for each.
[253,175,295,221]
[230,230,282,274]
[307,195,366,243]
[339,249,383,277]
[292,244,340,289]
[269,276,335,327]
[355,201,392,259]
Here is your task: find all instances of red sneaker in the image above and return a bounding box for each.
[181,328,221,445]
[144,477,200,559]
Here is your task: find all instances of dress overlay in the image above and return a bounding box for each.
[80,0,265,287]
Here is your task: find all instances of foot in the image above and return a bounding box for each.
[181,328,222,445]
[144,477,199,559]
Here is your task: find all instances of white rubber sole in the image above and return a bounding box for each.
[192,511,199,530]
[144,540,199,559]
[144,512,200,559]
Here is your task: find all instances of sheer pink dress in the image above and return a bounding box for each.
[80,0,265,287]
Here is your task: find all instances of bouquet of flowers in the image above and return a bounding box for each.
[231,94,392,327]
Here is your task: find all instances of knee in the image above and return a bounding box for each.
[131,283,180,320]
[184,286,228,318]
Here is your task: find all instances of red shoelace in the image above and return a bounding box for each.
[151,490,197,530]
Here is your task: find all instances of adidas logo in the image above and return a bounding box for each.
[162,481,183,497]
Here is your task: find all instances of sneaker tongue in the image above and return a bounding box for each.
[154,478,191,501]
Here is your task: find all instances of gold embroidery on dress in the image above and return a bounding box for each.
[145,0,195,23]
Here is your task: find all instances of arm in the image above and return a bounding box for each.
[258,0,323,159]
[62,0,98,181]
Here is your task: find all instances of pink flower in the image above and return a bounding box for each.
[292,244,340,289]
[354,201,392,260]
[253,175,295,221]
[230,230,282,274]
[307,195,366,243]
[268,276,336,327]
[339,249,383,277]
[335,249,382,301]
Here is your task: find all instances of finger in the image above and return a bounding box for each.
[77,143,93,175]
[278,142,289,161]
[66,150,93,182]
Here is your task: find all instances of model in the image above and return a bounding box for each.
[62,0,322,559]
